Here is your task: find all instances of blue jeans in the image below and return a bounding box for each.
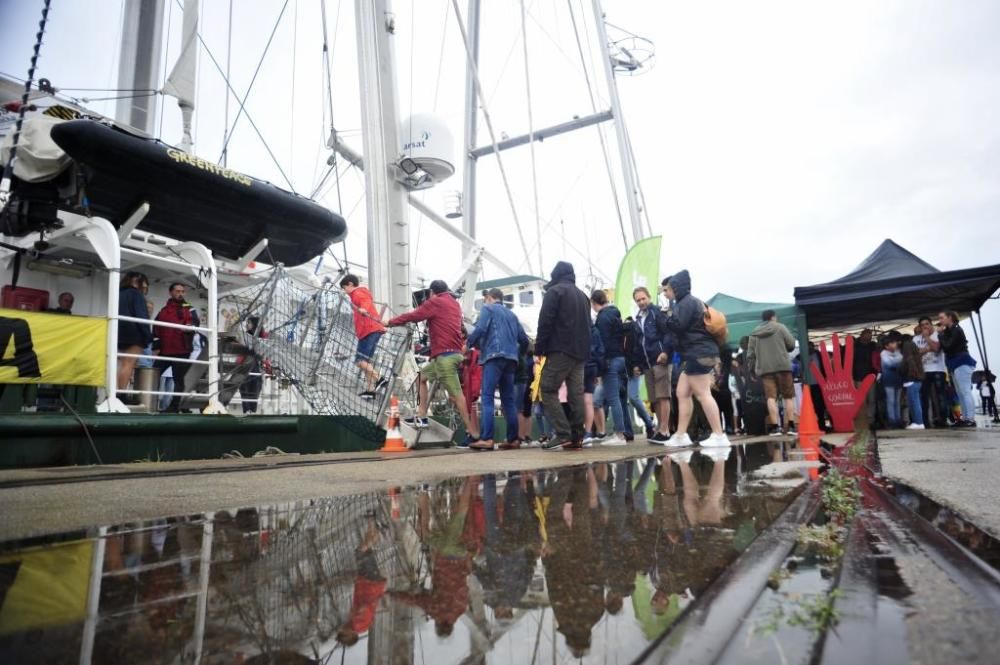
[481,358,518,442]
[533,402,553,437]
[951,363,975,420]
[884,385,901,427]
[599,356,627,433]
[905,381,923,426]
[627,374,654,429]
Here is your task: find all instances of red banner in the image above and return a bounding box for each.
[809,333,875,433]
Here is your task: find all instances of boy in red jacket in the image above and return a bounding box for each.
[340,275,389,399]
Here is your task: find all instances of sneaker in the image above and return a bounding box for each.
[701,432,733,447]
[403,416,429,429]
[645,425,655,439]
[700,447,732,462]
[649,431,671,444]
[582,433,597,445]
[470,440,495,451]
[601,433,627,446]
[542,437,568,450]
[906,423,925,430]
[562,440,584,450]
[768,425,783,437]
[668,450,694,464]
[460,434,480,448]
[374,376,390,391]
[663,432,694,448]
[624,432,635,442]
[785,423,798,436]
[594,432,607,440]
[359,390,376,400]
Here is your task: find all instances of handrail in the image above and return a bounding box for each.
[117,314,213,333]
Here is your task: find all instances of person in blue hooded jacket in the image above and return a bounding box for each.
[468,288,530,450]
[590,289,629,446]
[659,270,730,448]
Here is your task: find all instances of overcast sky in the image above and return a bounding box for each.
[2,0,998,366]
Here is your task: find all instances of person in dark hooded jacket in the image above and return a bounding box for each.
[659,270,730,448]
[591,289,628,444]
[536,261,591,449]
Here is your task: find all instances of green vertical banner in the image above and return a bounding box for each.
[614,235,662,317]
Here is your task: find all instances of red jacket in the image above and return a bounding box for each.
[155,301,198,356]
[347,575,387,633]
[387,293,464,359]
[348,287,386,340]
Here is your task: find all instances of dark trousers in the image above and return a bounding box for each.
[714,387,735,433]
[540,352,585,442]
[155,354,190,412]
[809,384,827,429]
[480,358,518,442]
[984,395,998,419]
[921,372,950,425]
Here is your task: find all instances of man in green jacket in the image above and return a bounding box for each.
[747,310,798,435]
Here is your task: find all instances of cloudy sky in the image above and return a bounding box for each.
[2,0,998,364]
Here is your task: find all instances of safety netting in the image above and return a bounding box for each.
[219,266,411,426]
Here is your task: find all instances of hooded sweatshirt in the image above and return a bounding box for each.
[661,270,718,360]
[746,320,796,376]
[535,261,592,361]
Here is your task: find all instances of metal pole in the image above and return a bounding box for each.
[590,0,643,244]
[355,0,411,314]
[462,0,482,242]
[190,515,214,664]
[79,527,108,665]
[460,0,482,312]
[115,0,165,134]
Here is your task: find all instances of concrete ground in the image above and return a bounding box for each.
[877,426,1000,539]
[0,433,783,541]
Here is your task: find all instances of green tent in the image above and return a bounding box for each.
[705,293,812,379]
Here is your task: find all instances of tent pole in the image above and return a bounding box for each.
[969,310,987,373]
[974,310,991,373]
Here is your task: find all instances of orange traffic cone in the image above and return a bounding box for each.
[380,395,409,452]
[798,387,822,436]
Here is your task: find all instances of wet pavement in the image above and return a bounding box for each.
[877,427,1000,539]
[0,445,808,664]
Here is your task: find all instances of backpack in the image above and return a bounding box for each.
[700,301,729,346]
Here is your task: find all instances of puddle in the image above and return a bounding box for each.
[0,446,807,664]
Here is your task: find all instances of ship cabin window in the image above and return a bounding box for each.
[519,290,534,306]
[504,294,514,309]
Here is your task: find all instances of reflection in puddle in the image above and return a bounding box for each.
[0,446,809,664]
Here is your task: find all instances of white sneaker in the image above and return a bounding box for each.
[906,423,926,430]
[701,432,733,447]
[668,450,694,464]
[700,447,732,462]
[601,433,627,447]
[662,432,694,448]
[582,434,597,446]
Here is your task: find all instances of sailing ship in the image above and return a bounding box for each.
[0,0,656,466]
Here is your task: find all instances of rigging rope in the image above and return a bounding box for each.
[1,0,52,197]
[450,0,532,275]
[169,0,295,192]
[222,0,233,166]
[567,0,628,251]
[519,0,544,277]
[216,0,290,166]
[157,0,173,142]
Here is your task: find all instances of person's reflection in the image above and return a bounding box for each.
[476,472,541,619]
[337,515,388,647]
[602,461,640,616]
[393,477,477,638]
[650,450,731,615]
[543,466,603,658]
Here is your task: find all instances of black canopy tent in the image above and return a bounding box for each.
[794,239,1000,371]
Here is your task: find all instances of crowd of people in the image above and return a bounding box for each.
[340,258,995,446]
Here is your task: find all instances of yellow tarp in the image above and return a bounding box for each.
[0,540,94,635]
[0,308,107,386]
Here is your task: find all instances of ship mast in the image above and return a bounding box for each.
[355,0,412,314]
